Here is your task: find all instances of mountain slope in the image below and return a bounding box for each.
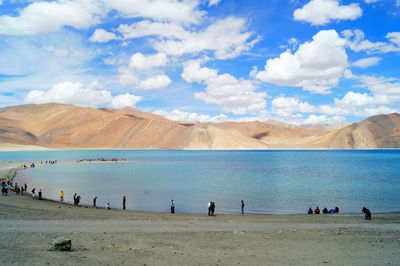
[0,104,399,149]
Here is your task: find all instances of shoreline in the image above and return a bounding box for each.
[2,167,400,265]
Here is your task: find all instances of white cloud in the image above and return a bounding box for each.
[182,60,267,115]
[89,28,118,43]
[304,114,345,125]
[0,0,105,35]
[271,96,316,117]
[24,81,141,108]
[351,57,381,68]
[139,74,172,90]
[118,68,138,86]
[208,0,221,6]
[181,60,218,83]
[110,93,142,108]
[293,0,362,26]
[256,30,348,94]
[154,17,259,59]
[129,53,167,71]
[342,29,400,54]
[118,20,190,40]
[364,0,380,3]
[153,109,228,122]
[0,0,3,6]
[106,0,204,24]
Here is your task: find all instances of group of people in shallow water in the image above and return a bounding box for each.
[308,206,340,215]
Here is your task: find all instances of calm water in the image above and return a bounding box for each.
[2,150,400,214]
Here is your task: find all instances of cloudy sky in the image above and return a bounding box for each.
[0,0,399,124]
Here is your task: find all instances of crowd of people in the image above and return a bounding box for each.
[308,206,340,215]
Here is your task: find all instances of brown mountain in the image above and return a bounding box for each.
[0,103,399,149]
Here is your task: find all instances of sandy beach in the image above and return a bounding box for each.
[0,166,399,266]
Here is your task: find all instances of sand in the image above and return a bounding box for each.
[1,165,400,266]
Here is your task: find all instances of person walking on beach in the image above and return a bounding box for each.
[76,195,81,206]
[38,189,42,200]
[73,193,77,206]
[362,207,372,220]
[59,191,64,202]
[211,202,215,216]
[241,200,245,215]
[31,188,36,199]
[123,196,126,210]
[93,196,97,208]
[171,199,175,214]
[24,183,27,193]
[208,202,211,216]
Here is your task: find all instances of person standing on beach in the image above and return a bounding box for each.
[93,196,97,208]
[171,199,175,214]
[241,200,245,215]
[123,196,126,210]
[38,189,42,200]
[24,183,27,193]
[211,202,215,216]
[59,191,64,201]
[73,193,77,206]
[208,202,211,216]
[31,188,36,199]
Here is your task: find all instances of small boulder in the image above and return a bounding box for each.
[50,237,72,251]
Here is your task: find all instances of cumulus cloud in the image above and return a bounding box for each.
[24,81,141,108]
[208,0,221,6]
[153,109,228,122]
[271,96,316,117]
[89,28,118,43]
[154,17,259,59]
[106,0,204,25]
[117,20,190,40]
[351,57,381,68]
[256,30,348,94]
[304,114,345,125]
[182,60,267,115]
[0,0,105,35]
[129,53,167,71]
[342,29,400,54]
[293,0,362,26]
[139,75,172,90]
[110,93,142,108]
[0,0,204,36]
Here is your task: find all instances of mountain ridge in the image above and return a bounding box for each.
[1,103,399,149]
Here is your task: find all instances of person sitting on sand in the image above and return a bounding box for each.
[322,207,328,214]
[59,191,64,201]
[307,207,313,214]
[328,208,335,214]
[314,207,320,214]
[362,207,371,220]
[107,203,111,210]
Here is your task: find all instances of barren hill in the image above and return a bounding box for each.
[0,103,399,149]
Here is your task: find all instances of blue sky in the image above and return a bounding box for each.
[0,0,399,124]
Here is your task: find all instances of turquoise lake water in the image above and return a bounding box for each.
[2,150,400,214]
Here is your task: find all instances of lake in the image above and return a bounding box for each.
[2,150,400,214]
